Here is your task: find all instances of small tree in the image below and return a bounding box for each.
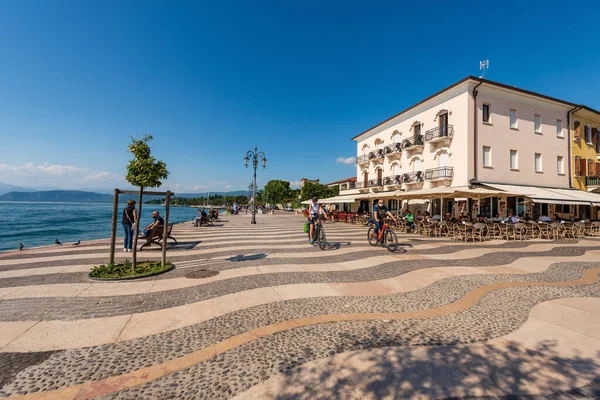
[126,134,169,268]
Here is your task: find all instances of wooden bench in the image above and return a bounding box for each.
[139,224,177,250]
[194,216,213,227]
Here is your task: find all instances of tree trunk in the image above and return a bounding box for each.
[132,186,144,270]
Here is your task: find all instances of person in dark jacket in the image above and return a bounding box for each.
[122,200,137,252]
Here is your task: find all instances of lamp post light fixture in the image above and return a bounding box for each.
[244,146,267,224]
[298,194,302,210]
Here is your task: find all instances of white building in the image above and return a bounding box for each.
[337,76,600,219]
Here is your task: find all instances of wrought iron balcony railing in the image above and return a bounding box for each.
[384,143,402,155]
[369,149,385,160]
[340,181,356,191]
[383,175,403,186]
[402,171,424,184]
[586,176,600,187]
[356,181,369,189]
[368,179,384,187]
[425,166,454,180]
[355,155,370,164]
[402,135,425,149]
[425,125,454,142]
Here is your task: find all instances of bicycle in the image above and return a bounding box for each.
[367,219,398,252]
[308,215,327,250]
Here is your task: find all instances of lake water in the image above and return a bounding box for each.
[0,202,203,252]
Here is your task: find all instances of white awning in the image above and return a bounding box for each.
[481,183,593,205]
[546,188,600,207]
[301,195,357,205]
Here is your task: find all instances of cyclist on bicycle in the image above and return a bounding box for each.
[371,199,397,238]
[308,196,328,244]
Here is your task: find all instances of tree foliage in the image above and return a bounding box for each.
[263,180,291,204]
[126,135,169,188]
[300,181,339,201]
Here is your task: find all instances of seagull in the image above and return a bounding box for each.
[18,243,24,251]
[72,240,80,246]
[55,239,62,246]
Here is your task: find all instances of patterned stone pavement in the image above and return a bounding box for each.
[0,213,599,399]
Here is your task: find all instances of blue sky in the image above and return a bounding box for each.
[1,0,599,193]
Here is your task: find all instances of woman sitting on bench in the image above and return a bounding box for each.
[143,211,164,236]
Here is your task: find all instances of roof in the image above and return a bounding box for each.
[324,177,357,185]
[351,76,590,141]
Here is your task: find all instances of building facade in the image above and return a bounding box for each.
[336,76,600,219]
[571,107,600,192]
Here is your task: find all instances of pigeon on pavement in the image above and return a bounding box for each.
[55,239,62,246]
[73,240,81,246]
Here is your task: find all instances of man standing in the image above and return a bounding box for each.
[144,211,164,236]
[372,199,397,238]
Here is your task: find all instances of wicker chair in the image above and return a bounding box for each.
[563,223,578,239]
[537,222,551,239]
[550,222,565,239]
[512,223,528,240]
[497,223,511,240]
[525,222,539,239]
[589,221,600,237]
[455,223,472,242]
[573,222,586,238]
[472,222,487,242]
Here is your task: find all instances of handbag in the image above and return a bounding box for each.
[303,221,310,233]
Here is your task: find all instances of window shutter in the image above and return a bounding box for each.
[593,128,599,145]
[597,162,600,176]
[574,121,581,140]
[579,158,587,177]
[590,161,596,176]
[575,158,581,176]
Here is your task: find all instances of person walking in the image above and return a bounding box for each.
[122,199,137,252]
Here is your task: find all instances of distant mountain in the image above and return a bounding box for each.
[0,189,249,203]
[176,190,249,198]
[0,190,115,203]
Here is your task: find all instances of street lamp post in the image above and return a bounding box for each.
[244,146,267,224]
[298,194,301,210]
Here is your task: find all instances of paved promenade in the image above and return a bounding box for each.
[0,213,599,399]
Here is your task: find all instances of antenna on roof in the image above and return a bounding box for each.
[479,60,489,79]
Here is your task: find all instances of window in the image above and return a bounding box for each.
[510,109,518,129]
[482,146,492,167]
[535,153,542,172]
[482,104,490,123]
[388,199,398,211]
[585,126,593,143]
[413,123,421,137]
[574,121,581,141]
[375,139,382,150]
[575,157,581,176]
[556,120,563,137]
[510,150,518,169]
[557,156,564,174]
[413,158,422,172]
[534,114,541,133]
[392,132,401,143]
[392,163,400,176]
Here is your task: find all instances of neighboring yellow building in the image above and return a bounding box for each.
[571,106,600,192]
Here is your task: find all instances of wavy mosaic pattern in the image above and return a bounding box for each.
[0,214,599,399]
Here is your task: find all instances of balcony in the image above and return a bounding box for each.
[402,135,424,152]
[587,176,600,191]
[356,155,370,166]
[340,181,356,191]
[425,166,454,183]
[369,149,385,164]
[425,125,454,145]
[356,181,369,192]
[383,174,402,188]
[384,143,402,160]
[368,179,384,191]
[402,171,424,187]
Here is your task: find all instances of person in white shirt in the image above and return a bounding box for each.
[308,197,328,244]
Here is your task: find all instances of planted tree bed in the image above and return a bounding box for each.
[89,260,173,281]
